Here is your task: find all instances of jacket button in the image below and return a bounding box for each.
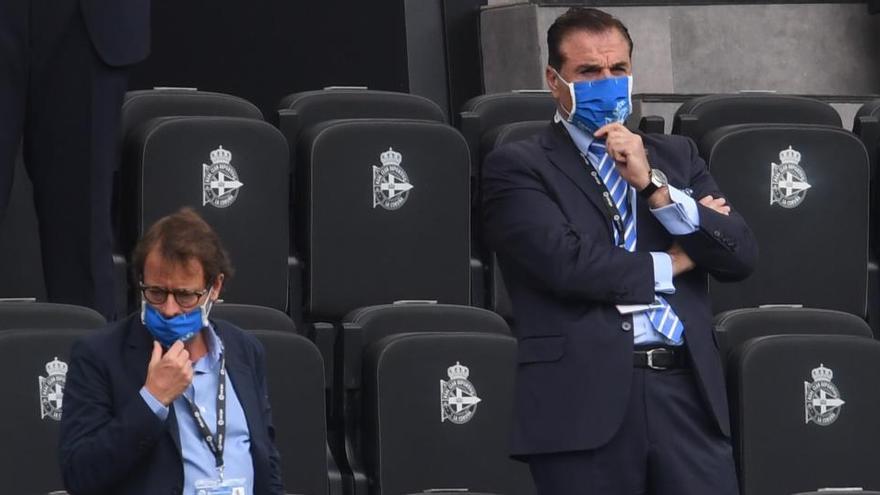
[713,230,722,238]
[621,321,633,332]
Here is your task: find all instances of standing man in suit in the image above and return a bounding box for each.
[0,0,150,318]
[482,8,758,495]
[59,208,284,495]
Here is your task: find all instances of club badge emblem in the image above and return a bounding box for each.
[440,361,481,424]
[770,146,811,209]
[39,357,68,421]
[372,147,414,210]
[203,146,244,208]
[804,363,844,426]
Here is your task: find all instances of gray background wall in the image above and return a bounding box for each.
[481,2,880,96]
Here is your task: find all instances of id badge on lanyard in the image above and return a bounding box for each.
[195,477,247,495]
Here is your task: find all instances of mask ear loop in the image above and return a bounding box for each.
[200,286,215,328]
[551,68,577,122]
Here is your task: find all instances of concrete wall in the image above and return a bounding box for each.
[481,2,880,96]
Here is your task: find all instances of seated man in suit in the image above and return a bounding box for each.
[481,7,758,495]
[59,207,283,495]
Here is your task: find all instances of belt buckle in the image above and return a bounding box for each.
[646,348,668,370]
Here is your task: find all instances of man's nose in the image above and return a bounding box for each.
[158,297,184,317]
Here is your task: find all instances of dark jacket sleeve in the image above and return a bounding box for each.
[673,136,759,282]
[481,140,656,305]
[59,338,168,495]
[253,338,285,495]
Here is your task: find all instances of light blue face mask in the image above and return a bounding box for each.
[140,287,214,347]
[554,69,633,135]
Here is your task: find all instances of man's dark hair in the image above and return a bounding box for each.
[132,207,234,286]
[547,7,633,70]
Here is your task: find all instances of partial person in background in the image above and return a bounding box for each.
[482,7,758,495]
[0,0,150,318]
[60,207,284,495]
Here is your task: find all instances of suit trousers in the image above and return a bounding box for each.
[527,367,739,495]
[0,0,125,318]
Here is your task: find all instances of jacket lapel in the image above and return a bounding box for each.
[541,122,613,236]
[215,322,263,441]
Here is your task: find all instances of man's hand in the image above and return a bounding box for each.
[668,242,695,276]
[144,340,193,406]
[699,195,731,216]
[594,123,651,190]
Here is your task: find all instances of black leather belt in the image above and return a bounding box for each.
[633,346,689,370]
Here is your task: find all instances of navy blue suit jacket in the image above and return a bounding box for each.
[482,123,758,457]
[59,316,284,495]
[81,0,151,66]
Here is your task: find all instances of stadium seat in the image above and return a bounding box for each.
[249,329,341,495]
[211,303,297,333]
[728,334,880,495]
[713,307,872,373]
[699,124,868,316]
[459,91,556,167]
[296,119,471,321]
[672,93,842,149]
[0,301,106,331]
[0,328,95,494]
[122,116,291,312]
[852,102,880,336]
[122,88,264,136]
[339,303,533,495]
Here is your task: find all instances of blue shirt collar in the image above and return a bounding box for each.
[193,323,223,373]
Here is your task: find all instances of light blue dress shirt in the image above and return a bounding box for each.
[558,115,700,345]
[140,325,255,494]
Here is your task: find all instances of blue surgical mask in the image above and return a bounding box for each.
[140,287,214,347]
[553,69,633,135]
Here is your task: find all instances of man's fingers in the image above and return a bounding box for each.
[699,195,715,205]
[164,340,185,359]
[150,341,162,365]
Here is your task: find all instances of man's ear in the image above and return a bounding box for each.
[211,273,225,300]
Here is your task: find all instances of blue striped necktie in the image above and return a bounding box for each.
[587,141,684,343]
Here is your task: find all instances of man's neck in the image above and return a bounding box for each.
[185,332,209,362]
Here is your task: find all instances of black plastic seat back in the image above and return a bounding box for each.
[0,301,106,331]
[123,116,289,311]
[249,330,333,495]
[0,328,95,494]
[701,124,868,315]
[672,94,841,148]
[298,120,471,321]
[713,307,872,372]
[459,92,556,166]
[364,332,532,495]
[122,89,263,137]
[211,304,296,333]
[278,88,446,143]
[341,303,530,495]
[729,334,880,495]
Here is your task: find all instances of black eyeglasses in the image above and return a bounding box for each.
[139,283,209,308]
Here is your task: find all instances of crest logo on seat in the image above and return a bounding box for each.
[770,146,811,209]
[440,361,481,424]
[804,363,844,426]
[203,146,244,208]
[372,147,414,210]
[39,357,68,421]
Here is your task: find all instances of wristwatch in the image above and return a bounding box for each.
[638,168,669,198]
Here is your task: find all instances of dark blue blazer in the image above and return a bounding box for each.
[81,0,151,66]
[482,123,758,457]
[59,315,284,495]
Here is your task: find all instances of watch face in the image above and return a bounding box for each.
[651,168,669,187]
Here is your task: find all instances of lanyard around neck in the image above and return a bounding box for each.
[183,352,227,478]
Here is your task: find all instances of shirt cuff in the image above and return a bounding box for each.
[650,185,700,235]
[650,252,675,294]
[139,386,170,421]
